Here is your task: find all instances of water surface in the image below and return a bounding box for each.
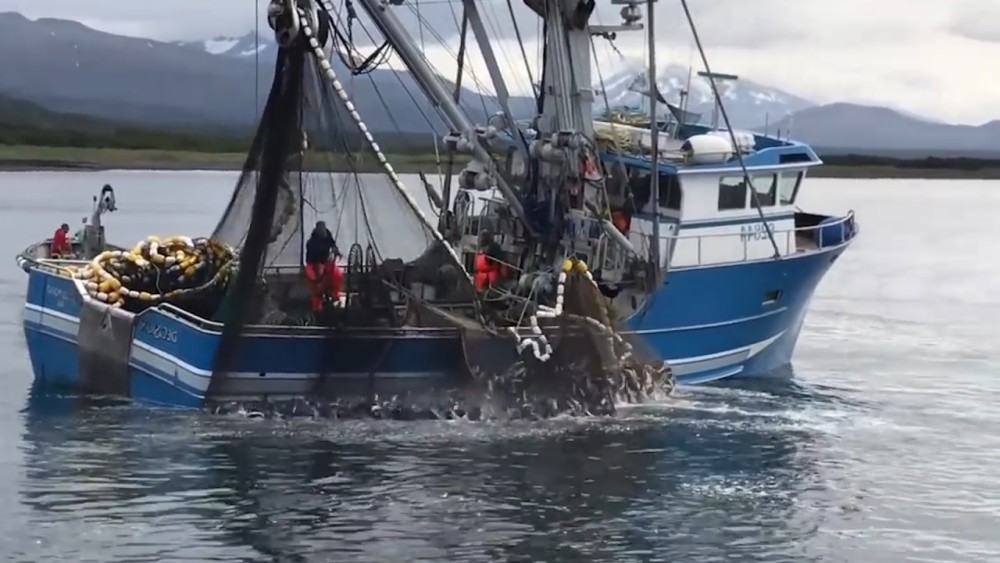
[0,171,997,562]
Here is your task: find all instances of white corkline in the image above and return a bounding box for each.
[509,260,634,363]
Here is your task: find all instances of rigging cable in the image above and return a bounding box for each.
[589,37,629,220]
[505,0,537,99]
[307,59,392,260]
[440,0,493,119]
[479,0,527,99]
[318,0,452,136]
[296,5,471,280]
[255,0,260,120]
[678,0,780,258]
[413,0,446,183]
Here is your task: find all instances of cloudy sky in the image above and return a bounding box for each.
[4,0,1000,125]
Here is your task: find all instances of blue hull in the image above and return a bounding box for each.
[628,243,848,383]
[20,240,849,407]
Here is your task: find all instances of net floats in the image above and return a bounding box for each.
[67,235,237,308]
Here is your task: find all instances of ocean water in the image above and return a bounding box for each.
[0,171,998,562]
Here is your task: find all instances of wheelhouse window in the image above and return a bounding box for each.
[624,167,681,211]
[658,173,682,211]
[717,177,747,210]
[750,173,777,208]
[777,171,803,205]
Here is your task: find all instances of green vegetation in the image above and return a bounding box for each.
[0,93,252,152]
[3,92,1000,178]
[0,144,443,173]
[822,153,1000,171]
[815,154,1000,179]
[0,91,443,171]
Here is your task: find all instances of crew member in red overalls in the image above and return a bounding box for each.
[473,230,506,293]
[50,223,71,258]
[304,221,344,312]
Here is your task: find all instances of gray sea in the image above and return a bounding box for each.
[0,171,997,563]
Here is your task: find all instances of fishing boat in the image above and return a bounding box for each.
[17,0,855,409]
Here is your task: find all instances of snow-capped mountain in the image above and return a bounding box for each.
[594,64,816,128]
[175,31,952,134]
[175,31,275,58]
[180,34,816,129]
[6,12,990,153]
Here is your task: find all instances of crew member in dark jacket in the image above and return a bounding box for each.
[304,221,344,311]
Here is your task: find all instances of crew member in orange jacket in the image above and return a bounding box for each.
[611,209,629,234]
[473,230,506,292]
[50,223,71,258]
[304,221,344,312]
[611,191,636,235]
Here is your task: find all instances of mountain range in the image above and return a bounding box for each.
[1,12,998,157]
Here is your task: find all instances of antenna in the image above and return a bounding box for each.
[681,44,693,120]
[697,70,738,129]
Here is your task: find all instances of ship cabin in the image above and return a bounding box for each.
[597,122,829,272]
[444,119,851,291]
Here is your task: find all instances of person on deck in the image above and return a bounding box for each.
[50,223,71,258]
[304,221,344,312]
[611,192,636,236]
[473,229,506,293]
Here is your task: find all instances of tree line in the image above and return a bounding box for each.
[3,108,1000,169]
[0,119,441,155]
[821,153,1000,170]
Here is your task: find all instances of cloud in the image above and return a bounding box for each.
[948,2,1000,43]
[5,0,259,40]
[586,0,1000,124]
[3,0,1000,124]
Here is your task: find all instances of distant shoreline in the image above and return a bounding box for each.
[809,166,1000,180]
[2,145,1000,180]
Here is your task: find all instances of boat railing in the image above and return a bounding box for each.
[15,252,89,277]
[667,211,857,268]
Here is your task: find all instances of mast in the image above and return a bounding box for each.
[535,0,595,138]
[437,11,469,235]
[698,70,739,129]
[647,0,661,278]
[462,0,530,159]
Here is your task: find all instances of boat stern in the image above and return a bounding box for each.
[21,264,87,391]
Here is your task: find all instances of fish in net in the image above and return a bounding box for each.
[457,258,674,419]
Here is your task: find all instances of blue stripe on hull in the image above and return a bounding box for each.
[133,307,471,376]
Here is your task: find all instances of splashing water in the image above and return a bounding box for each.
[207,355,675,422]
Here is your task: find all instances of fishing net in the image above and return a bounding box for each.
[208,18,471,382]
[204,3,672,416]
